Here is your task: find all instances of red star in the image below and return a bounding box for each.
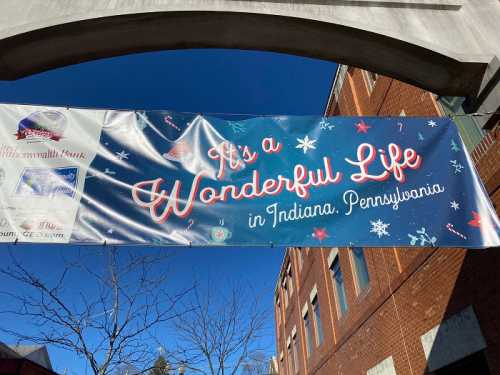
[312,228,329,242]
[468,211,482,228]
[355,120,371,133]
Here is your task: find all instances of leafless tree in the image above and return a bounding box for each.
[241,351,269,375]
[169,282,270,375]
[0,247,193,375]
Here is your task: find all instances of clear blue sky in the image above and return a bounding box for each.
[0,49,338,374]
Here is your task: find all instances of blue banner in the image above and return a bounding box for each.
[0,104,498,247]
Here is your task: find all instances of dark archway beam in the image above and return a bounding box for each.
[0,11,487,97]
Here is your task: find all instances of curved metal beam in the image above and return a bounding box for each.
[0,1,498,99]
[0,11,486,96]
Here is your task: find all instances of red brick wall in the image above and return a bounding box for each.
[274,69,500,375]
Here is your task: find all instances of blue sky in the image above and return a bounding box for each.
[0,49,338,374]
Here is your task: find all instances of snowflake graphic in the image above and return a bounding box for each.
[408,227,437,246]
[451,140,461,152]
[115,150,129,161]
[418,132,425,141]
[296,135,317,154]
[228,121,246,134]
[370,219,390,238]
[427,120,438,128]
[319,118,335,130]
[450,201,460,210]
[450,160,464,174]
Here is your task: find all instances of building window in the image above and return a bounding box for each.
[292,329,300,374]
[287,337,294,375]
[276,296,281,326]
[283,278,289,309]
[362,70,378,94]
[330,256,348,316]
[311,295,324,346]
[287,263,294,296]
[352,247,370,292]
[303,309,314,357]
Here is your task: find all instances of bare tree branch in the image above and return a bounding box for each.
[170,281,270,375]
[0,247,193,375]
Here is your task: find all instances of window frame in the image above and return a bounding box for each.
[287,336,294,375]
[361,69,379,94]
[292,327,300,374]
[311,293,324,347]
[329,250,348,317]
[302,304,314,357]
[350,247,371,294]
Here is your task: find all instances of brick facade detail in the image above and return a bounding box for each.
[275,68,500,375]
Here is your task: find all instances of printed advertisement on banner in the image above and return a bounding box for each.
[0,104,498,248]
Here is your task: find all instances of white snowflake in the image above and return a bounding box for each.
[450,160,464,174]
[427,120,438,128]
[228,121,246,134]
[450,201,460,210]
[115,150,129,161]
[296,135,317,154]
[370,219,390,238]
[319,118,335,130]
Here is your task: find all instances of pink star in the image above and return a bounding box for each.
[312,228,329,242]
[468,211,482,228]
[355,120,371,133]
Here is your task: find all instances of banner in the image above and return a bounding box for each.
[0,104,498,248]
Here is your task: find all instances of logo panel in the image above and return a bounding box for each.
[15,167,79,199]
[15,110,67,142]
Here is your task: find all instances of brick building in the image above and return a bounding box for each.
[273,66,500,375]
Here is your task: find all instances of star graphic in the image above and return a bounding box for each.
[115,150,129,161]
[468,211,482,228]
[427,120,438,128]
[296,135,317,154]
[312,228,328,242]
[450,201,460,211]
[355,120,371,133]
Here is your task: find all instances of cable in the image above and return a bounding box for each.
[0,100,497,118]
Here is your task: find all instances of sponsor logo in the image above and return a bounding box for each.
[15,110,67,142]
[15,167,79,198]
[18,217,65,240]
[20,218,63,231]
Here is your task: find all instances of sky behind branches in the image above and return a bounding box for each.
[0,49,338,374]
